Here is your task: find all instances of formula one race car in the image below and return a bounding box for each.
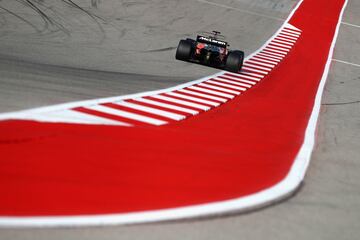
[175,31,244,73]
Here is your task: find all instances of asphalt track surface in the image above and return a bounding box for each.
[0,0,359,239]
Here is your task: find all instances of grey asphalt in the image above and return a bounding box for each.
[0,0,359,239]
[0,0,292,112]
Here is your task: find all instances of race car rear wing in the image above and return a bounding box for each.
[196,35,228,48]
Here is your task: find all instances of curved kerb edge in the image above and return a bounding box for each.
[0,0,348,227]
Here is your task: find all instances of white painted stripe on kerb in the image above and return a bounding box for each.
[206,80,247,91]
[284,23,301,31]
[260,51,286,59]
[178,89,228,102]
[152,95,210,111]
[135,97,198,115]
[237,71,264,78]
[281,29,300,37]
[253,56,280,64]
[264,48,288,56]
[251,56,279,65]
[278,33,298,41]
[275,36,296,43]
[188,86,235,99]
[247,59,275,68]
[281,31,300,38]
[265,47,289,55]
[244,63,272,71]
[114,101,186,121]
[267,45,290,52]
[212,77,252,88]
[18,109,131,126]
[284,28,301,34]
[237,72,263,81]
[87,105,167,125]
[284,25,302,32]
[257,52,283,60]
[262,49,286,57]
[269,42,292,49]
[165,92,219,106]
[241,66,268,75]
[278,33,298,40]
[272,39,294,46]
[218,75,257,85]
[282,28,301,35]
[198,83,240,95]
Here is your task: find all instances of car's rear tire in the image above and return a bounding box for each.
[225,50,244,73]
[176,40,193,61]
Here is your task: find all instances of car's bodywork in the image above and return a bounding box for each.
[176,31,244,73]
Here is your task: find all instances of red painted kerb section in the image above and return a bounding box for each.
[0,0,345,216]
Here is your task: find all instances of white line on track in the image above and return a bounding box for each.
[341,22,360,28]
[332,59,360,68]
